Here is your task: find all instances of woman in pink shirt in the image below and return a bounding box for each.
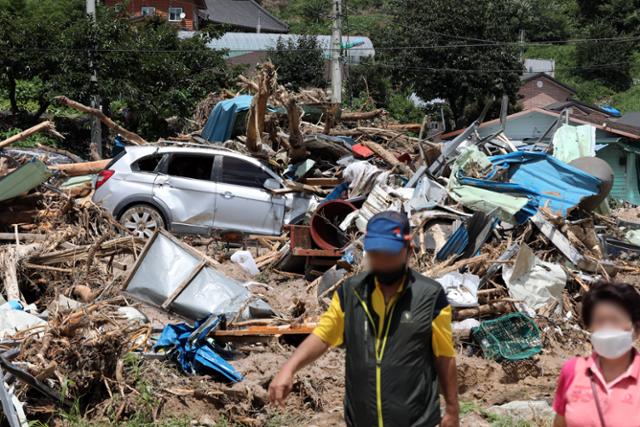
[553,281,640,427]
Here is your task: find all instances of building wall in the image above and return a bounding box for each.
[104,0,197,30]
[518,78,573,110]
[597,144,640,205]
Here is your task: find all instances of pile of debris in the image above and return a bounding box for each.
[1,62,640,426]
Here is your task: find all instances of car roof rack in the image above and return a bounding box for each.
[154,139,237,153]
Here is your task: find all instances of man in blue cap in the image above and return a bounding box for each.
[269,211,459,427]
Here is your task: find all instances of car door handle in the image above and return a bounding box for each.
[223,191,234,199]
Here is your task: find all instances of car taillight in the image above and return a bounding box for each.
[95,169,115,190]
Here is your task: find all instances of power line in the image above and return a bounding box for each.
[9,33,640,55]
[368,61,634,74]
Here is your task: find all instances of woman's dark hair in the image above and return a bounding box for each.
[581,281,640,327]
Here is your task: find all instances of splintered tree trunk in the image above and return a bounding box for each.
[50,159,111,176]
[245,62,277,154]
[54,96,148,146]
[339,108,384,122]
[245,99,261,153]
[287,97,307,163]
[323,103,339,134]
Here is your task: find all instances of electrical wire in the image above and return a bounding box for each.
[9,32,640,55]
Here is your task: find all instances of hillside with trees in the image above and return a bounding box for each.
[266,0,640,124]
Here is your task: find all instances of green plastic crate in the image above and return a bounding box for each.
[471,312,542,361]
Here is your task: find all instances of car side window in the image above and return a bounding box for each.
[166,154,214,180]
[132,154,163,173]
[221,156,272,189]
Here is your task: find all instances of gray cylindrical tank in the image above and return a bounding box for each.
[569,156,614,211]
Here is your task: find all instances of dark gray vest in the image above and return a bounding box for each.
[339,269,443,427]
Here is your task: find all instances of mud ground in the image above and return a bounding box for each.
[131,257,596,427]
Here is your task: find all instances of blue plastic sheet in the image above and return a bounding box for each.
[457,151,602,220]
[201,95,254,143]
[154,315,243,383]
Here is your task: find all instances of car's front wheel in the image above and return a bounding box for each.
[119,204,165,239]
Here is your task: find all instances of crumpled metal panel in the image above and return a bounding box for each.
[125,231,272,321]
[0,159,51,202]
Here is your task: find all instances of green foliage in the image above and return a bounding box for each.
[0,1,233,139]
[346,57,391,108]
[387,91,424,123]
[267,35,327,90]
[269,0,390,36]
[522,0,577,42]
[574,0,640,90]
[384,0,526,128]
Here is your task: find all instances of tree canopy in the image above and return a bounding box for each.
[0,0,233,139]
[382,0,527,127]
[267,35,327,91]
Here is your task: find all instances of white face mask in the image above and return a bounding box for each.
[590,328,634,359]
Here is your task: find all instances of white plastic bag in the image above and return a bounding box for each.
[230,250,260,276]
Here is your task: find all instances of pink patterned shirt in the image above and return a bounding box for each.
[553,350,640,427]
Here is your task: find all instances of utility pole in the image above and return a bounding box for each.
[519,29,525,63]
[330,0,342,105]
[87,0,102,158]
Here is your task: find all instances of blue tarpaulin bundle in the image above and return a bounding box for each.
[201,95,254,143]
[457,151,602,222]
[154,315,243,383]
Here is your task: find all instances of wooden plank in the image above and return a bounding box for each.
[161,260,206,310]
[212,323,316,337]
[530,212,617,274]
[121,231,159,290]
[0,232,46,242]
[303,177,343,186]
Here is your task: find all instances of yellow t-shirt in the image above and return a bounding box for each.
[313,278,455,357]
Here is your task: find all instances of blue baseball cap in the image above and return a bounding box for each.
[364,211,411,254]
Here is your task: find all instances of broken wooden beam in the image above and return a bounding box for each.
[212,323,316,337]
[303,177,343,187]
[340,109,384,121]
[360,139,413,176]
[453,302,511,321]
[50,159,110,176]
[0,243,40,302]
[54,96,147,145]
[530,212,617,274]
[0,121,64,149]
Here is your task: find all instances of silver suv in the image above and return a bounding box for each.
[92,145,313,238]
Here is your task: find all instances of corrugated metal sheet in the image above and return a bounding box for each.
[0,159,51,202]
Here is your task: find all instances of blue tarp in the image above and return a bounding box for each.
[457,151,602,220]
[201,95,254,143]
[154,315,243,383]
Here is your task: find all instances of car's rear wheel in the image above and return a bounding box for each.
[120,204,165,238]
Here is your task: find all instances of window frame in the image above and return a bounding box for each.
[163,153,215,181]
[140,6,156,16]
[215,155,279,190]
[131,153,165,174]
[168,7,184,22]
